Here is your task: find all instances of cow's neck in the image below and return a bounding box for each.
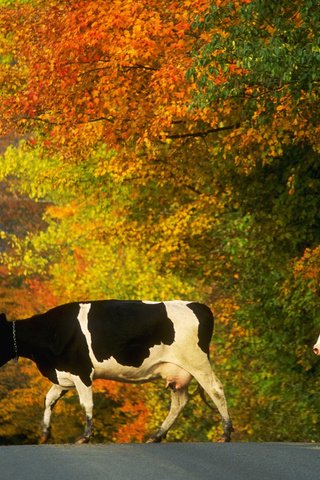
[14,316,46,360]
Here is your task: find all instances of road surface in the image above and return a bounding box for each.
[0,442,319,480]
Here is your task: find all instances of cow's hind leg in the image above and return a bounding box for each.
[146,387,189,443]
[40,384,68,443]
[191,367,233,442]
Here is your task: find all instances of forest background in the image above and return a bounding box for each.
[0,0,319,444]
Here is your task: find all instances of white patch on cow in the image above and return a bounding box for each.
[55,369,94,434]
[313,333,320,355]
[55,369,76,388]
[42,384,66,431]
[72,375,94,418]
[164,301,209,366]
[77,303,100,365]
[143,300,205,360]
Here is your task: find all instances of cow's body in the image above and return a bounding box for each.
[0,300,233,443]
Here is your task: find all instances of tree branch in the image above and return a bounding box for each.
[166,124,240,139]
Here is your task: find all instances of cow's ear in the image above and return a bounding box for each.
[0,313,7,323]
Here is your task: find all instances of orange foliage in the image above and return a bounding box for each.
[0,0,211,160]
[114,390,150,442]
[93,380,150,442]
[292,247,320,292]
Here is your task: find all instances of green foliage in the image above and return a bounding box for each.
[186,0,320,441]
[190,0,320,108]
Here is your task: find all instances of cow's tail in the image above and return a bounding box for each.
[191,385,215,411]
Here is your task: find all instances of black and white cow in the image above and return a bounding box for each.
[0,300,233,443]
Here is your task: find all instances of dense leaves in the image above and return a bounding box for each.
[189,0,320,441]
[0,0,319,443]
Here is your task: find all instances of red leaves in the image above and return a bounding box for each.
[0,0,212,155]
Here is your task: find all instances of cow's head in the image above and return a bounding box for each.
[0,313,15,366]
[313,333,320,356]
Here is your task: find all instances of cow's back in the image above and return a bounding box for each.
[86,300,176,366]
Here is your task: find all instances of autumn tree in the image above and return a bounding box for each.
[0,0,228,443]
[0,0,320,443]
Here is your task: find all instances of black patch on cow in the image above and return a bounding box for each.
[87,300,175,367]
[17,303,93,386]
[0,314,15,367]
[187,302,214,356]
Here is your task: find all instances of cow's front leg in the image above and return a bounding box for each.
[76,415,94,444]
[40,384,68,444]
[73,377,94,444]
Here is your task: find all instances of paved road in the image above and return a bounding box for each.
[0,443,319,480]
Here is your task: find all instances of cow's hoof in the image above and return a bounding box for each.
[75,436,90,444]
[146,435,162,443]
[39,431,50,444]
[223,420,234,442]
[146,437,162,443]
[145,432,165,443]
